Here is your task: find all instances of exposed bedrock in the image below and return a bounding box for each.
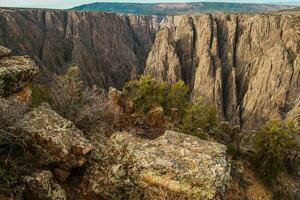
[145,14,300,129]
[1,9,300,129]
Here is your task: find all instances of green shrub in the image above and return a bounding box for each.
[254,119,299,183]
[123,75,169,113]
[123,76,219,139]
[30,83,52,107]
[167,80,189,117]
[181,98,219,139]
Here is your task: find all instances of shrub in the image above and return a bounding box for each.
[123,75,169,114]
[49,65,85,120]
[30,83,52,107]
[181,98,219,139]
[167,80,189,117]
[254,119,299,183]
[0,129,33,200]
[123,76,219,139]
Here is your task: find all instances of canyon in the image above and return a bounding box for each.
[0,8,300,130]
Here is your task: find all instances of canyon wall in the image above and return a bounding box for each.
[0,8,161,88]
[145,14,300,129]
[0,8,300,129]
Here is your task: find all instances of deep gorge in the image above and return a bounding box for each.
[0,8,300,129]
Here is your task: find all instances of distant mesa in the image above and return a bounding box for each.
[71,2,294,15]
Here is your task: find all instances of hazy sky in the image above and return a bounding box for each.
[0,0,300,9]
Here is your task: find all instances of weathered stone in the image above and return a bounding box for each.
[87,130,231,199]
[145,14,300,129]
[24,170,67,200]
[0,56,38,97]
[0,46,11,58]
[0,9,161,89]
[17,103,94,170]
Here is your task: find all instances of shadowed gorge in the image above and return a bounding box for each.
[1,8,299,129]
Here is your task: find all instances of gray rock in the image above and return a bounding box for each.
[17,103,94,170]
[0,55,38,97]
[87,130,231,199]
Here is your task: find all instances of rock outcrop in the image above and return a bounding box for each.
[0,49,38,97]
[17,103,94,172]
[145,14,300,129]
[86,130,231,199]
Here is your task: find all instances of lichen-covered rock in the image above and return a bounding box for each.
[0,55,38,97]
[24,170,67,200]
[0,46,11,58]
[17,103,94,170]
[87,130,231,199]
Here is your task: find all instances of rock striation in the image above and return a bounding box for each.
[145,14,300,129]
[86,130,231,199]
[1,9,300,129]
[0,8,161,89]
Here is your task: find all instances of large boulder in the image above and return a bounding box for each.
[17,103,94,171]
[87,130,231,199]
[0,54,38,97]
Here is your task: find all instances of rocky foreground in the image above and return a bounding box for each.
[0,46,232,199]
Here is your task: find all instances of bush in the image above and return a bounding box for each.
[167,80,189,117]
[254,119,299,183]
[0,129,33,199]
[49,65,86,120]
[123,76,219,139]
[123,75,169,114]
[181,98,219,139]
[30,83,52,107]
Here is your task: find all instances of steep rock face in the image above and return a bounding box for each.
[145,14,300,129]
[1,9,300,129]
[0,9,161,88]
[86,130,231,199]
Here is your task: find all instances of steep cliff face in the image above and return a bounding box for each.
[0,8,161,88]
[1,8,300,129]
[145,14,300,129]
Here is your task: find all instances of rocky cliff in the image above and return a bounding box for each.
[145,14,300,129]
[0,8,161,88]
[1,8,300,129]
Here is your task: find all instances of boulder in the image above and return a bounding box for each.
[24,170,67,200]
[87,130,231,199]
[0,55,38,97]
[0,46,11,58]
[17,103,94,170]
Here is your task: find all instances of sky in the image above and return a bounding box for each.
[0,0,299,9]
